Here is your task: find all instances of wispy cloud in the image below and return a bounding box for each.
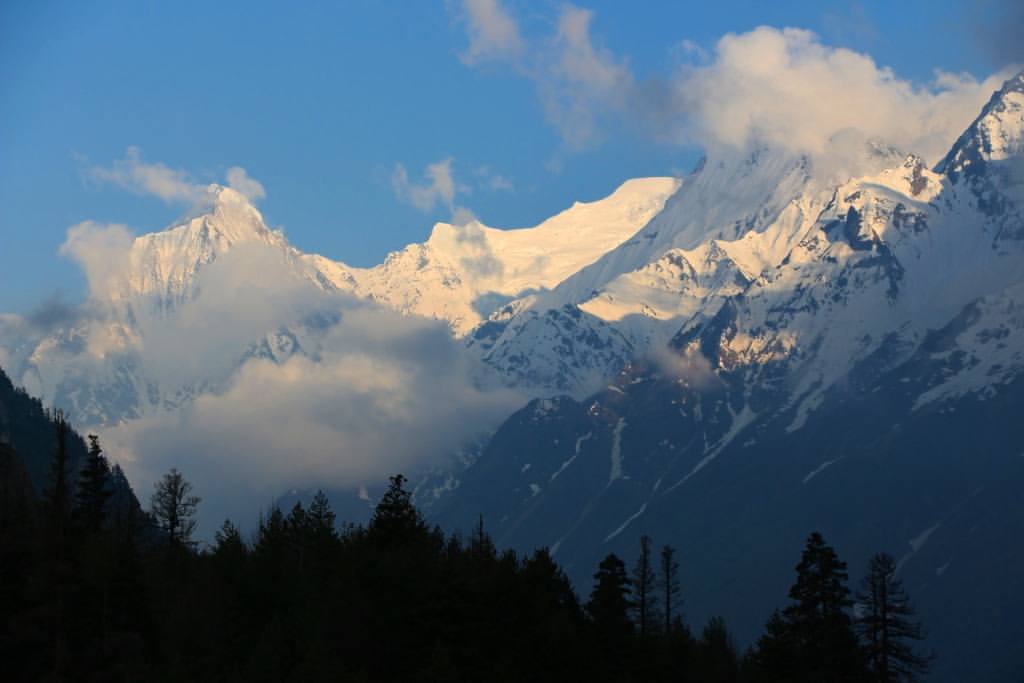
[392,158,458,212]
[451,1,1011,171]
[86,147,207,204]
[453,0,524,66]
[85,146,266,205]
[542,5,633,149]
[391,157,481,226]
[226,166,266,202]
[449,1,635,150]
[475,165,514,192]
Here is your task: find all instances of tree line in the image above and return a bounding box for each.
[0,417,933,681]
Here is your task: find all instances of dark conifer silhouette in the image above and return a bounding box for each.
[588,553,634,643]
[307,489,336,539]
[368,473,425,543]
[213,519,245,558]
[470,513,497,560]
[149,467,200,548]
[748,531,866,681]
[660,543,681,635]
[632,533,659,639]
[44,410,72,538]
[856,552,933,682]
[74,434,111,533]
[696,616,739,682]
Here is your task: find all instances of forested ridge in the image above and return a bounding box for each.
[0,368,932,682]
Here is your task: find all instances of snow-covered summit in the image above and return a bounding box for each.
[346,177,680,335]
[937,70,1024,182]
[122,184,287,308]
[425,177,681,295]
[1,174,680,424]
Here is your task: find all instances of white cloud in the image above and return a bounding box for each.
[451,2,634,149]
[103,276,523,531]
[453,220,504,277]
[133,242,322,389]
[539,6,634,149]
[451,206,479,227]
[648,344,716,389]
[226,166,266,202]
[59,221,135,300]
[475,165,515,192]
[454,0,524,66]
[47,229,525,531]
[392,158,458,212]
[392,157,483,224]
[87,147,208,205]
[86,147,268,206]
[673,39,710,65]
[452,5,1011,169]
[673,27,1010,169]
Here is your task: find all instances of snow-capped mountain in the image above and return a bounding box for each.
[0,176,677,428]
[348,177,679,336]
[3,64,1024,683]
[434,72,1024,683]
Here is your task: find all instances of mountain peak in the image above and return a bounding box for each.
[936,70,1024,181]
[119,186,283,306]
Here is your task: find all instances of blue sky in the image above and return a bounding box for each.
[0,0,1016,313]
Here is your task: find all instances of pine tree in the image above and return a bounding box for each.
[696,616,739,682]
[588,553,633,643]
[631,534,659,639]
[213,519,246,558]
[44,410,72,539]
[307,490,337,541]
[255,505,289,566]
[150,468,200,549]
[470,514,497,561]
[750,532,866,681]
[660,544,681,635]
[286,501,313,571]
[856,553,933,682]
[368,474,425,543]
[74,434,112,533]
[40,411,74,678]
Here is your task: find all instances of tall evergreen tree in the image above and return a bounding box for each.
[285,501,313,571]
[660,544,681,635]
[74,434,112,533]
[308,490,336,540]
[696,616,739,682]
[856,553,933,682]
[470,514,497,561]
[749,532,866,681]
[150,468,200,549]
[368,474,425,543]
[588,553,633,643]
[213,519,246,559]
[631,534,659,639]
[254,505,289,567]
[44,410,72,538]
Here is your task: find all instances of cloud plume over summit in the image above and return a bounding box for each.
[452,1,1010,172]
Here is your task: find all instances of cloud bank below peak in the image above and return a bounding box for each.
[35,228,527,533]
[451,1,1013,172]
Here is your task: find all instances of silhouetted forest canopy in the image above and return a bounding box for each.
[0,370,933,682]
